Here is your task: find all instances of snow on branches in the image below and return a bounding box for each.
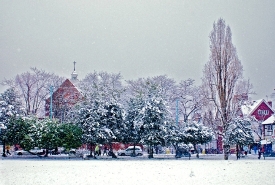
[223,117,254,146]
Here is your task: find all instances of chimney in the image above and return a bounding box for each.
[268,101,272,108]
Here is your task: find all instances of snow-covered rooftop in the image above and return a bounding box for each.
[241,99,264,116]
[241,99,272,116]
[262,114,275,125]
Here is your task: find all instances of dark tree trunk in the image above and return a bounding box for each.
[193,143,199,158]
[148,145,154,158]
[131,143,137,157]
[223,145,230,160]
[108,143,117,158]
[173,143,179,158]
[236,144,241,160]
[44,149,49,157]
[2,140,7,157]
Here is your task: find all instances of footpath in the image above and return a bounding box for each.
[2,153,271,160]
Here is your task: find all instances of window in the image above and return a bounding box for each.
[265,125,273,136]
[267,125,272,131]
[258,109,269,115]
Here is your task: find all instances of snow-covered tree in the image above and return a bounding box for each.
[223,117,254,157]
[38,119,62,156]
[139,94,172,158]
[174,79,206,122]
[202,18,245,160]
[124,98,146,156]
[126,75,176,105]
[76,98,125,158]
[79,71,125,103]
[165,123,186,153]
[0,89,20,126]
[1,68,64,116]
[76,100,110,157]
[0,88,24,156]
[0,88,22,114]
[102,101,125,156]
[182,122,214,158]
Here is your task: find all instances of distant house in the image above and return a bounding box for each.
[241,99,275,142]
[241,99,274,121]
[45,62,83,122]
[262,114,275,143]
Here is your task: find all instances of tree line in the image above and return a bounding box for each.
[0,88,216,158]
[1,18,255,159]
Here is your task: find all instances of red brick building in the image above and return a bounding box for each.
[45,62,83,121]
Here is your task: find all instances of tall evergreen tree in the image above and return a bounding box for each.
[124,98,145,156]
[140,94,171,158]
[0,88,23,156]
[102,100,125,157]
[76,100,108,157]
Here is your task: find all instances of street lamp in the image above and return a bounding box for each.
[50,85,53,120]
[176,98,179,125]
[0,123,7,157]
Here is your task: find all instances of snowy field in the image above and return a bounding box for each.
[1,158,275,185]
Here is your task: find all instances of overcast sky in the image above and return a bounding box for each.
[1,0,275,100]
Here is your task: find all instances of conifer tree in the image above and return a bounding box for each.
[140,94,171,158]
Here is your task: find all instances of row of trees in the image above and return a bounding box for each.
[1,18,255,160]
[0,83,254,159]
[0,88,215,158]
[1,69,213,128]
[5,117,82,156]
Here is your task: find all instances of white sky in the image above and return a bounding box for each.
[1,0,275,100]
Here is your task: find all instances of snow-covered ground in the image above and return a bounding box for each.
[1,158,275,185]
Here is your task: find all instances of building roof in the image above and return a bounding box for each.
[45,79,82,101]
[262,114,275,125]
[241,99,273,116]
